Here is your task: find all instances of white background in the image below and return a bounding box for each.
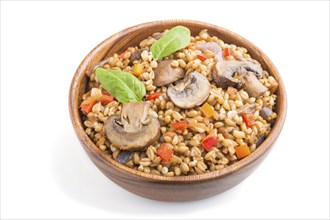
[1,1,329,219]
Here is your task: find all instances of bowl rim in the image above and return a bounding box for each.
[69,19,287,183]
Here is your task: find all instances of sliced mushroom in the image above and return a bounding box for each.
[196,42,224,62]
[237,103,257,116]
[213,60,263,83]
[129,48,149,64]
[116,151,135,164]
[255,135,266,147]
[239,71,268,98]
[214,53,224,62]
[104,102,160,151]
[153,59,185,87]
[213,73,239,89]
[212,60,240,89]
[259,107,273,121]
[167,71,210,109]
[212,60,267,97]
[196,42,222,54]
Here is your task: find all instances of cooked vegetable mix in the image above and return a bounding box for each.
[81,26,278,176]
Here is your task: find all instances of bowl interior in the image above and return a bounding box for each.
[70,20,287,182]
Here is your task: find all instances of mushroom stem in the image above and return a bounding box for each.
[239,71,268,98]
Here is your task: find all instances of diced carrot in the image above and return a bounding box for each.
[223,48,233,58]
[146,92,162,101]
[99,95,115,105]
[200,102,215,118]
[234,145,251,159]
[133,63,144,76]
[80,98,97,114]
[197,54,207,62]
[201,135,218,151]
[243,113,255,127]
[157,143,173,163]
[170,121,188,131]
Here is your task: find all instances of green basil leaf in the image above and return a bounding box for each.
[96,68,146,103]
[150,26,190,60]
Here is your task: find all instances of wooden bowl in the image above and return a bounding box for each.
[69,20,287,202]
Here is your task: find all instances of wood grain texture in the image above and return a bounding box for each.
[69,20,287,202]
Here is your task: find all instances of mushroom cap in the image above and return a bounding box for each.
[153,59,185,87]
[105,115,160,151]
[216,60,263,78]
[212,60,262,83]
[212,60,239,89]
[212,60,267,97]
[104,102,160,151]
[167,71,210,109]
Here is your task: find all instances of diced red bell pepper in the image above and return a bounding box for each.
[99,95,115,105]
[157,143,173,163]
[197,54,207,62]
[102,89,111,96]
[80,98,97,114]
[223,48,233,58]
[170,121,188,131]
[201,134,218,151]
[146,92,162,101]
[243,113,255,127]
